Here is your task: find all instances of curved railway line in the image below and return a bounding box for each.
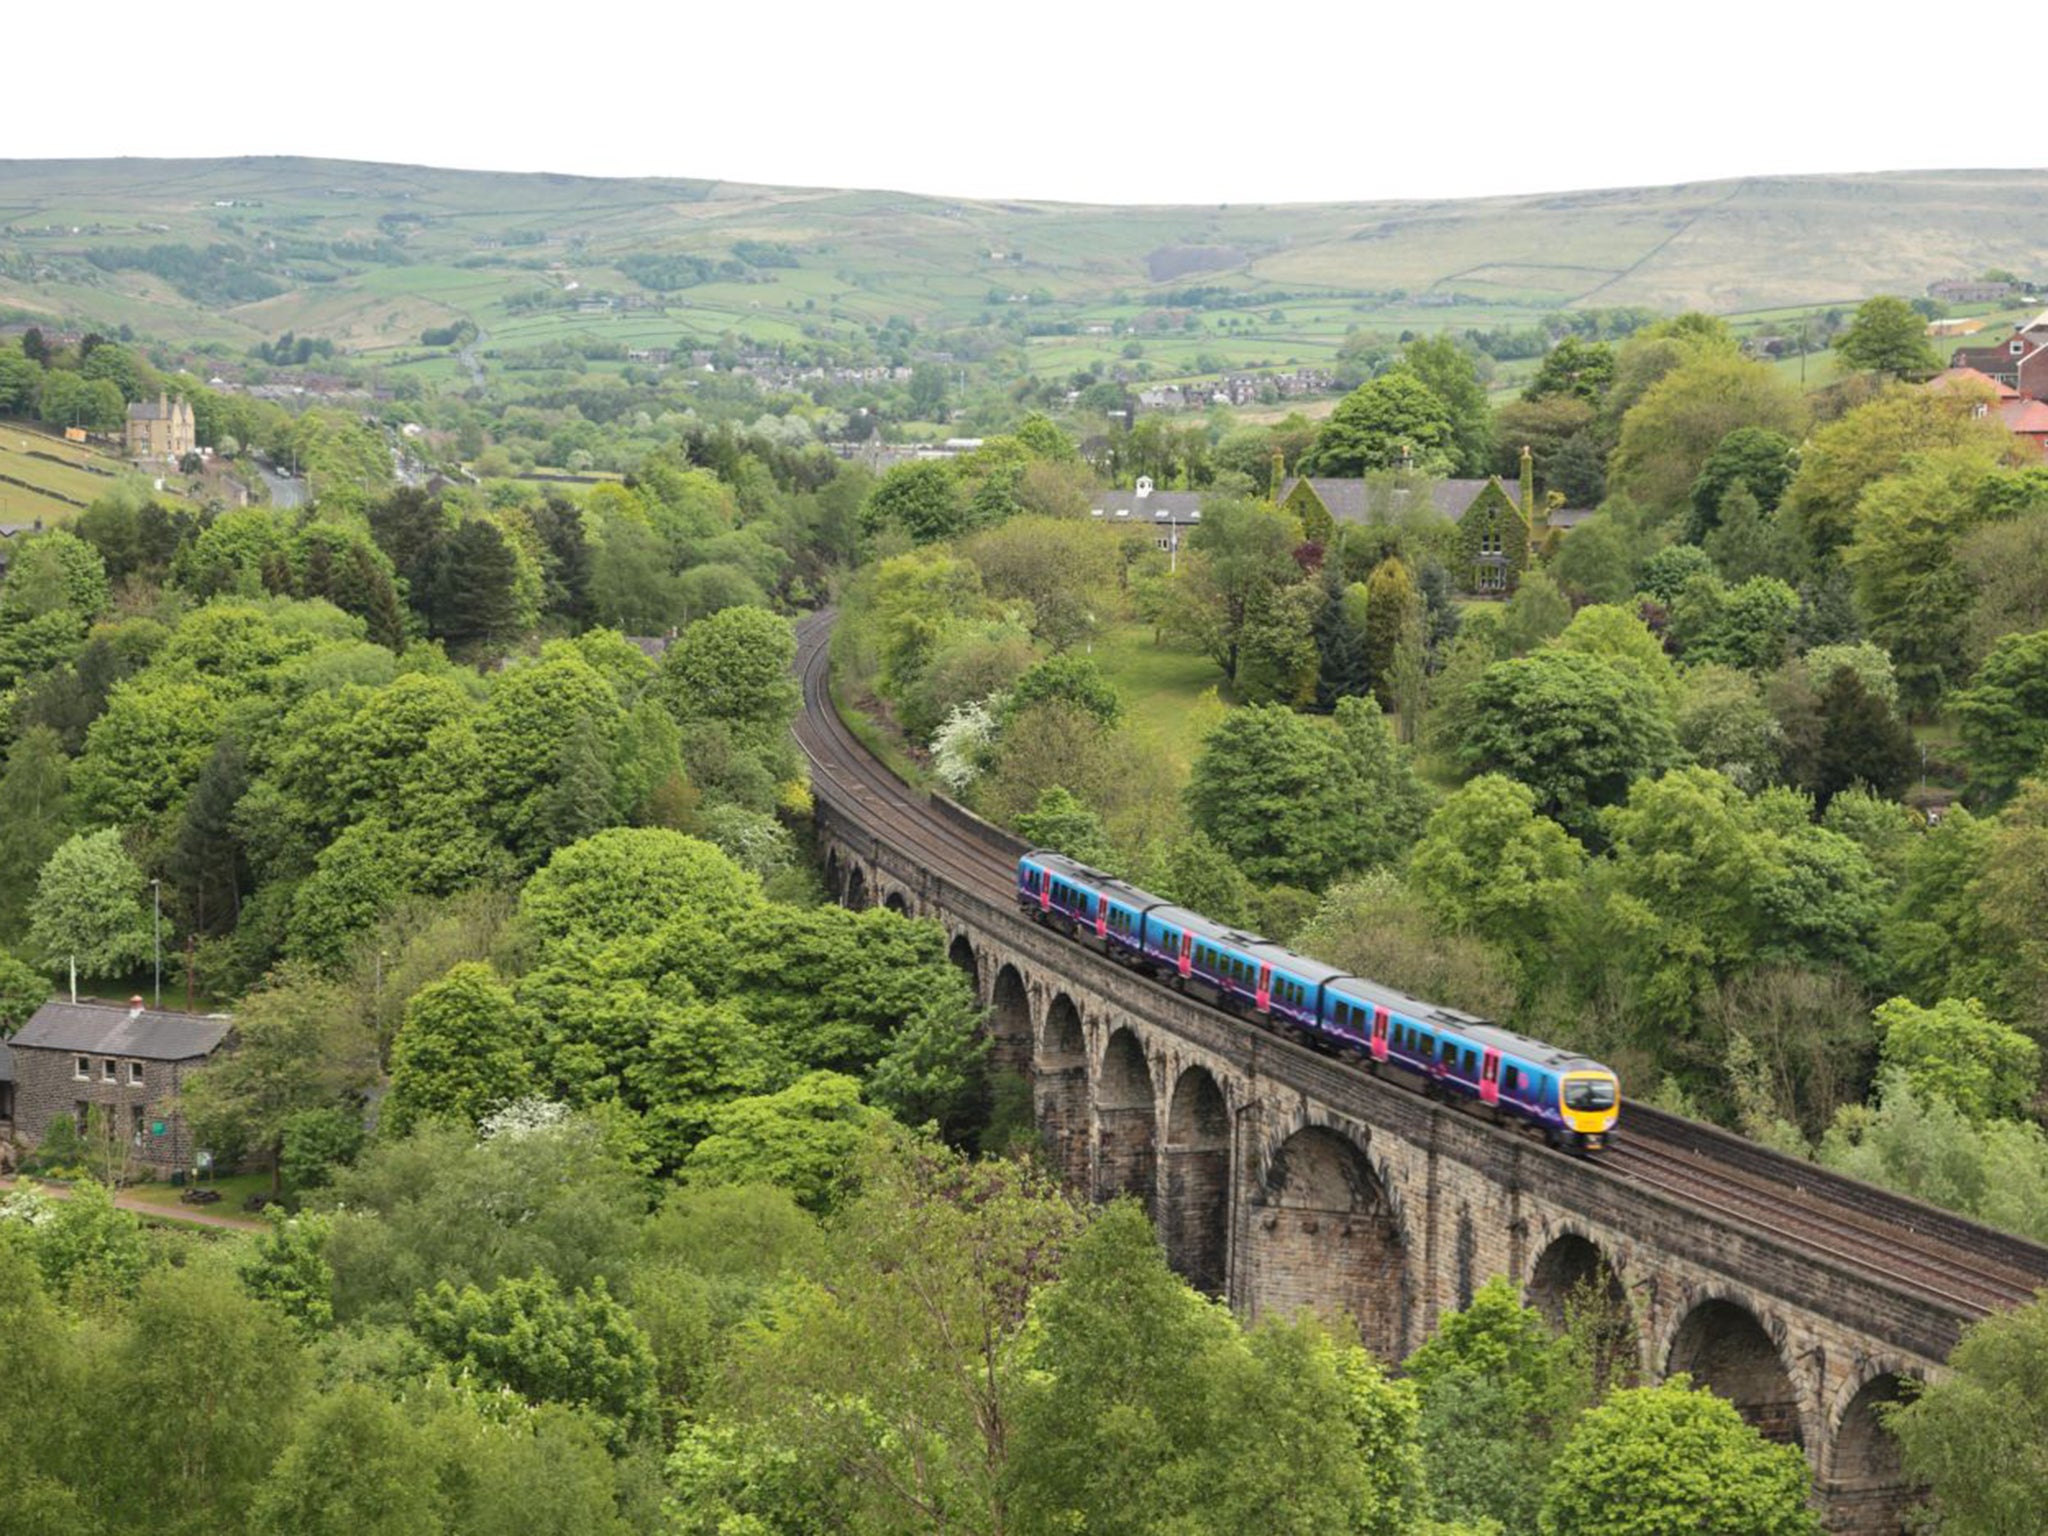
[794,613,2048,1324]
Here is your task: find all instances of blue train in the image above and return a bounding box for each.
[1017,850,1620,1152]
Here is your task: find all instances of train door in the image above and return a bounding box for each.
[1371,1007,1390,1063]
[1095,902,1109,940]
[1038,872,1051,913]
[1177,930,1193,979]
[1479,1048,1500,1108]
[1255,964,1271,1013]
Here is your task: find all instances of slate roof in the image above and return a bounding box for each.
[11,1000,233,1062]
[1089,488,1205,523]
[1278,476,1506,525]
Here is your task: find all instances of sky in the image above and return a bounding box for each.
[10,1,2033,205]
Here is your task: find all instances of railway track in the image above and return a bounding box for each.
[794,612,2048,1323]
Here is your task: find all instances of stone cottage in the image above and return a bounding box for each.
[7,998,233,1174]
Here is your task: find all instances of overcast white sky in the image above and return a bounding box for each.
[11,1,2029,204]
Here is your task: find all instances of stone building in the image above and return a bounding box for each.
[6,998,233,1173]
[124,392,195,467]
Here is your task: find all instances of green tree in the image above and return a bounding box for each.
[323,1113,647,1322]
[1874,995,2040,1123]
[1014,786,1115,865]
[71,674,225,833]
[1781,385,2015,562]
[1703,482,1800,584]
[860,459,968,543]
[385,963,536,1134]
[1004,652,1123,727]
[1403,334,1494,474]
[249,1384,443,1536]
[1954,628,2048,803]
[1536,1378,1820,1536]
[0,950,47,1034]
[1554,602,1677,700]
[685,1142,1081,1535]
[93,1264,310,1536]
[1188,699,1427,887]
[428,518,523,658]
[1304,369,1457,475]
[661,605,799,726]
[1788,665,1916,811]
[1457,651,1679,840]
[1686,426,1799,541]
[1009,1201,1424,1536]
[1842,451,2002,709]
[1673,666,1780,791]
[180,965,378,1188]
[1164,495,1304,683]
[519,828,759,956]
[234,1210,337,1336]
[26,829,149,984]
[682,1071,879,1212]
[1497,568,1572,655]
[1599,767,1772,1027]
[1886,1292,2048,1535]
[0,726,69,941]
[1408,774,1588,973]
[1524,336,1615,404]
[1361,556,1420,710]
[1608,353,1806,521]
[1834,295,1942,378]
[413,1272,659,1444]
[1406,1277,1591,1531]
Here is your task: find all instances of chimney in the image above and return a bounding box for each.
[129,994,145,1019]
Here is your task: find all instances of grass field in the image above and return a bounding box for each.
[0,425,144,523]
[1088,623,1226,777]
[8,158,2048,389]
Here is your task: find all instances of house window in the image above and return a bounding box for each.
[129,1062,144,1086]
[75,1100,90,1134]
[102,1058,117,1083]
[130,1104,146,1142]
[75,1055,91,1081]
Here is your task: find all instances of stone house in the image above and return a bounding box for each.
[124,392,196,467]
[1276,451,1544,593]
[6,999,233,1174]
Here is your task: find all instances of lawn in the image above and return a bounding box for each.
[119,1169,273,1215]
[1087,622,1226,778]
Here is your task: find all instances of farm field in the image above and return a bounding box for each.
[6,158,2048,385]
[0,425,143,523]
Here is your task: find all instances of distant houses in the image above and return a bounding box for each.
[1947,310,2048,398]
[1927,366,2048,458]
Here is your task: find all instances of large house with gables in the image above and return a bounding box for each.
[1275,449,1548,593]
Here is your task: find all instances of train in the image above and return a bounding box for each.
[1017,850,1620,1152]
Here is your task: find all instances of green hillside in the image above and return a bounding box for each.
[1,157,2041,387]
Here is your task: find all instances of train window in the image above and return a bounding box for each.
[1565,1078,1617,1110]
[1440,1038,1458,1064]
[1463,1050,1477,1076]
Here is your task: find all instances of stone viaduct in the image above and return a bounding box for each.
[809,793,2033,1533]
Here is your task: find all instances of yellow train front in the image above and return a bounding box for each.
[1557,1067,1620,1151]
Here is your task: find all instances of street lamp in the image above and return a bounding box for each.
[150,878,161,1010]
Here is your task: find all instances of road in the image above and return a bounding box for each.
[0,1174,265,1231]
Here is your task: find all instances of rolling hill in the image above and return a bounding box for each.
[0,157,2041,379]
